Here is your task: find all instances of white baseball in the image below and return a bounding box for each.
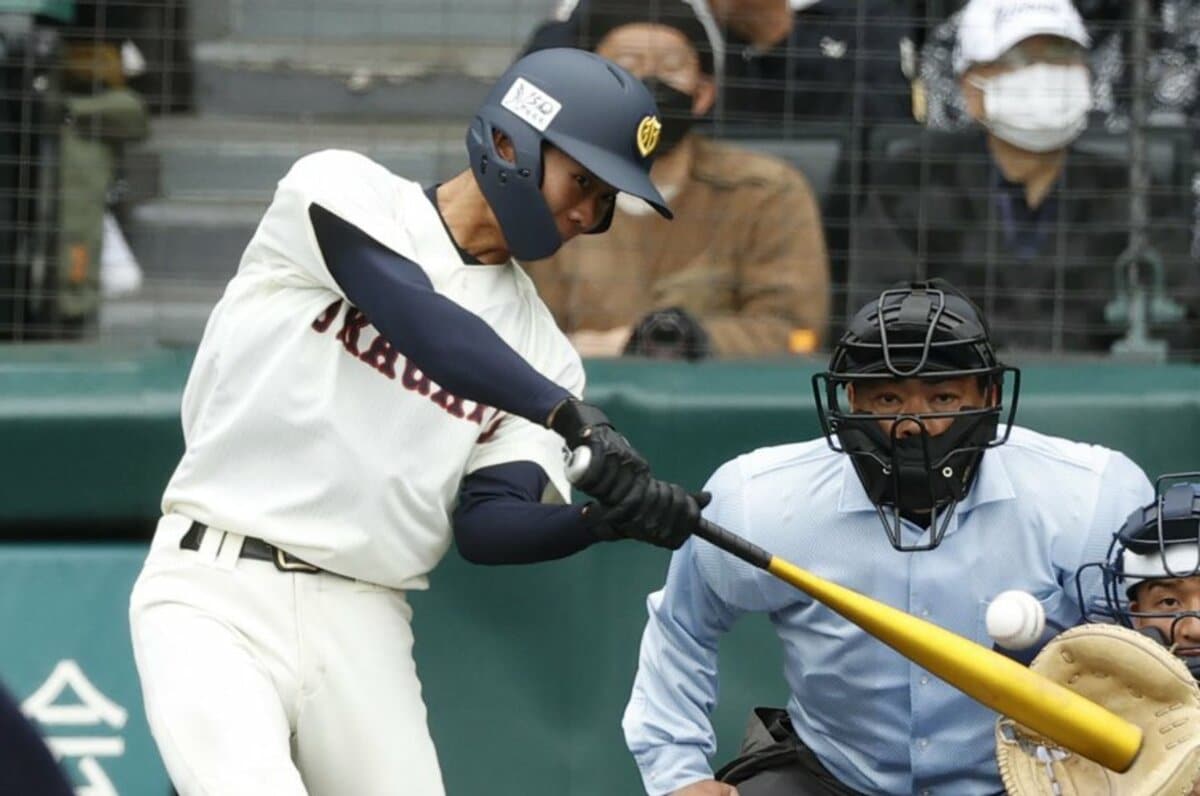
[986,590,1046,650]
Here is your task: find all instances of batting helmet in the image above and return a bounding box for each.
[466,48,672,261]
[1081,473,1200,675]
[813,280,1021,551]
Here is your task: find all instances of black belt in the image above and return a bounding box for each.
[180,521,322,574]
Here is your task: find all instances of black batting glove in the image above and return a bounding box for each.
[623,307,711,361]
[585,488,711,551]
[549,398,649,505]
[548,397,610,449]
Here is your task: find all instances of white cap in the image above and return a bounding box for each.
[954,0,1090,75]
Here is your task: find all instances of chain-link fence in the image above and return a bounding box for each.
[0,0,1195,361]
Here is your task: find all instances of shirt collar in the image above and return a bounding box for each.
[836,445,1017,515]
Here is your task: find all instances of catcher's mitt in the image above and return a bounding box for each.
[995,624,1200,795]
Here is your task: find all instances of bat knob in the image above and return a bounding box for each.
[565,446,592,484]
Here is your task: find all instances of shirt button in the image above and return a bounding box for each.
[918,738,929,749]
[920,675,930,685]
[920,790,932,796]
[920,609,930,617]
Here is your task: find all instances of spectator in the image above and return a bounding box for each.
[704,0,916,126]
[920,0,1200,132]
[526,0,916,127]
[849,0,1199,356]
[524,0,831,359]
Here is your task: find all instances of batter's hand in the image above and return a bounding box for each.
[586,487,710,550]
[549,398,649,505]
[672,781,739,796]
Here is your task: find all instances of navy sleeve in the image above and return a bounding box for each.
[453,461,602,565]
[309,203,572,425]
[0,682,74,796]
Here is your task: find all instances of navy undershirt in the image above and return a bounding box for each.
[308,202,569,424]
[310,193,597,564]
[453,461,600,564]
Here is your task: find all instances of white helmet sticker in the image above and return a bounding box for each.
[501,77,562,132]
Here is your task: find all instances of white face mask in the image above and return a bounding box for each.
[616,182,680,217]
[970,63,1092,153]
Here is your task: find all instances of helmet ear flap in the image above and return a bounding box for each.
[466,112,560,260]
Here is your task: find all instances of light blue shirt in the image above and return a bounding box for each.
[623,426,1152,796]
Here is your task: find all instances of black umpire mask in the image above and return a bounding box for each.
[643,80,696,155]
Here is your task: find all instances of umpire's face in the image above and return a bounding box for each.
[847,376,991,438]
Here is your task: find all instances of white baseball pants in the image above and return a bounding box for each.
[129,514,446,796]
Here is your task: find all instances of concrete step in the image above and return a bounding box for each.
[126,197,265,280]
[132,116,467,200]
[215,0,549,44]
[194,38,518,118]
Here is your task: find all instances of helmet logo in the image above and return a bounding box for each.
[500,77,562,132]
[636,115,662,157]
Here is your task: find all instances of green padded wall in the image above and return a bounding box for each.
[3,347,1199,525]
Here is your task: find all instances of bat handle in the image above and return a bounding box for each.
[695,518,773,570]
[565,446,592,484]
[569,447,772,569]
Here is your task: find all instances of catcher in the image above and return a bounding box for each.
[996,474,1200,795]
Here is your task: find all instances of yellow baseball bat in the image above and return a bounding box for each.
[764,551,1141,772]
[718,517,1142,772]
[565,449,1143,772]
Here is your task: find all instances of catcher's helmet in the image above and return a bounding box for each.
[1082,473,1200,672]
[813,280,1020,551]
[466,48,672,261]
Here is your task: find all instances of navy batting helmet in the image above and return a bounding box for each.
[813,280,1021,551]
[466,48,673,261]
[1081,474,1200,675]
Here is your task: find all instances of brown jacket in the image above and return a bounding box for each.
[524,135,830,356]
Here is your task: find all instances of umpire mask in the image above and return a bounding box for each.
[813,281,1020,551]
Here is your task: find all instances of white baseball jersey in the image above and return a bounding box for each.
[162,149,585,589]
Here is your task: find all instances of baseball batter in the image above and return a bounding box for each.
[129,48,704,796]
[622,280,1153,795]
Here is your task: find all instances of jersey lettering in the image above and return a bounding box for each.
[359,335,400,379]
[311,299,343,333]
[401,360,432,395]
[477,415,505,443]
[430,387,466,419]
[464,402,489,424]
[336,307,372,356]
[312,301,493,426]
